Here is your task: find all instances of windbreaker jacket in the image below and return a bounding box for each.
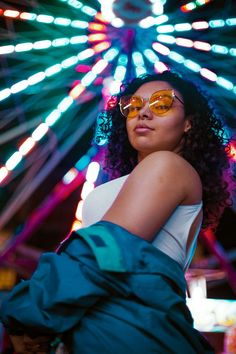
[1,221,214,354]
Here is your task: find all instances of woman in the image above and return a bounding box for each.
[0,71,232,353]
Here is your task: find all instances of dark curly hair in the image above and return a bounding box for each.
[95,71,232,229]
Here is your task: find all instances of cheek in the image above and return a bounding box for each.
[158,116,186,133]
[126,120,135,138]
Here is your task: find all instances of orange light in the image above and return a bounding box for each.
[4,9,20,18]
[229,144,236,161]
[88,33,107,42]
[88,22,107,32]
[71,220,82,231]
[94,12,110,24]
[69,84,86,99]
[92,41,111,53]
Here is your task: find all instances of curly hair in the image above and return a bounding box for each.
[95,71,232,229]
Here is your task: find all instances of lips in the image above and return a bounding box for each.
[134,124,154,132]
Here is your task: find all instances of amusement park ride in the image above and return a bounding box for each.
[0,0,236,351]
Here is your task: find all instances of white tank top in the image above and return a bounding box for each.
[82,175,203,270]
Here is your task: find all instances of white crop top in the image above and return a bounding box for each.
[82,175,203,270]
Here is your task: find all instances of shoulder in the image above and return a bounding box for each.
[133,151,200,181]
[129,151,202,203]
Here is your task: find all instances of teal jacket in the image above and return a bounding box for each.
[1,221,213,353]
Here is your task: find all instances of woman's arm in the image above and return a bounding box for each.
[102,151,202,241]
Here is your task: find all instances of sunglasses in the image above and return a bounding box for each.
[119,89,184,119]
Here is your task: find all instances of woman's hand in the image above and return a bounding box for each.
[10,333,52,353]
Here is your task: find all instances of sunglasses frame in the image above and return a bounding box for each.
[119,89,184,118]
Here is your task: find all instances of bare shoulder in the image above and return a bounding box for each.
[133,150,201,182]
[102,151,202,240]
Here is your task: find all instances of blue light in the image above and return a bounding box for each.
[157,34,176,44]
[209,20,225,28]
[211,45,228,54]
[184,59,201,72]
[168,51,185,63]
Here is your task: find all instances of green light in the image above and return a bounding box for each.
[15,43,33,52]
[157,34,175,44]
[45,64,62,77]
[70,35,88,44]
[68,0,83,8]
[229,48,236,56]
[52,38,70,47]
[6,152,22,171]
[174,23,192,31]
[61,56,78,68]
[103,48,119,62]
[196,0,206,5]
[226,18,236,26]
[156,25,174,33]
[217,77,234,90]
[132,52,144,66]
[81,72,96,86]
[0,89,11,101]
[211,45,228,54]
[57,96,74,112]
[28,72,46,85]
[184,59,201,72]
[71,20,88,28]
[0,45,14,55]
[135,66,146,76]
[75,155,90,171]
[33,40,52,50]
[54,17,71,26]
[10,80,28,93]
[37,14,54,23]
[45,109,61,127]
[81,6,97,16]
[118,54,128,65]
[144,49,159,63]
[209,20,225,28]
[168,51,185,63]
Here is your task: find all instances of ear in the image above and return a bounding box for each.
[184,117,192,133]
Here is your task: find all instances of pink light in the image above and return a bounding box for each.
[88,33,107,42]
[192,21,209,30]
[154,61,169,73]
[193,41,211,51]
[0,167,9,184]
[76,64,91,73]
[176,38,193,47]
[200,68,217,81]
[92,41,111,53]
[4,9,20,18]
[152,42,170,56]
[88,22,107,32]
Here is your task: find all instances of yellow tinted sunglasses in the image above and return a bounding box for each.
[119,89,184,119]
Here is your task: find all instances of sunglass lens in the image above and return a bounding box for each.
[149,90,173,115]
[120,95,143,118]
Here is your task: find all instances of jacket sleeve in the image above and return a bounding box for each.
[0,230,130,335]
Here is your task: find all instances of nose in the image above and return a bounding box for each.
[138,101,153,120]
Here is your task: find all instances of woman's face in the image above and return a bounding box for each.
[125,81,191,161]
